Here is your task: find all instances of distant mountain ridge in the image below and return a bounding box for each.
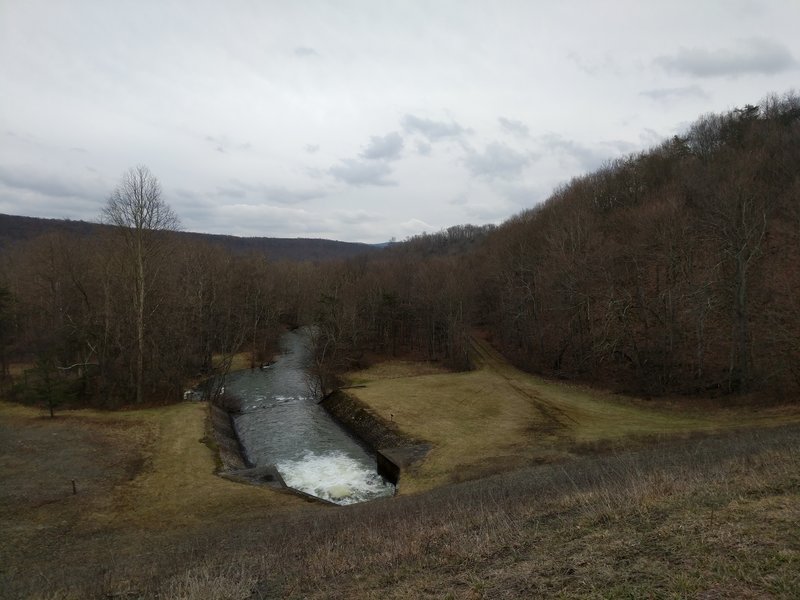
[0,213,377,262]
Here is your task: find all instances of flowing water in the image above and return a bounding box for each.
[225,328,394,505]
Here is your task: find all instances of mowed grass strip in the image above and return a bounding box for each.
[346,336,800,493]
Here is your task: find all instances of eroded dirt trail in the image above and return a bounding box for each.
[469,336,576,434]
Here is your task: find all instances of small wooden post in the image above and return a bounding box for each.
[72,479,77,495]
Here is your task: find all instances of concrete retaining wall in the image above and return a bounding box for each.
[321,390,416,449]
[210,388,428,495]
[209,404,249,470]
[321,390,429,485]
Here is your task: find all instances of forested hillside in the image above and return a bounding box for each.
[479,93,800,396]
[309,92,800,399]
[0,213,376,262]
[1,93,798,407]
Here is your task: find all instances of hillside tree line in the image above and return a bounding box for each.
[1,93,799,407]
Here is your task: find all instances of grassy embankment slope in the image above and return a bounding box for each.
[346,335,800,494]
[2,340,799,598]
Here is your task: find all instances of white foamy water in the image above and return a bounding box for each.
[276,451,395,505]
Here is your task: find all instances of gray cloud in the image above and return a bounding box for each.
[566,51,620,77]
[463,143,532,180]
[448,193,468,206]
[498,117,530,138]
[329,159,395,186]
[259,185,323,205]
[0,165,101,200]
[360,131,404,161]
[639,128,665,148]
[640,85,708,102]
[401,114,468,142]
[501,184,547,207]
[294,46,319,58]
[3,1,799,243]
[415,141,432,156]
[333,209,382,225]
[204,135,253,154]
[216,180,325,205]
[656,38,797,78]
[538,134,612,171]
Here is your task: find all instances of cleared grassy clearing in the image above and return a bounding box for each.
[347,336,800,493]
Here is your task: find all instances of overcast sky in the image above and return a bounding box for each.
[1,1,799,243]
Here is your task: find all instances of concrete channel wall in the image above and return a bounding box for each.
[209,403,249,470]
[321,390,429,486]
[209,389,428,497]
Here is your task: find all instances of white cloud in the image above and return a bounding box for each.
[329,159,395,187]
[463,143,532,180]
[1,1,799,240]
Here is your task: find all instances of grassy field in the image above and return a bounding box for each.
[346,335,800,493]
[0,400,310,598]
[1,337,799,598]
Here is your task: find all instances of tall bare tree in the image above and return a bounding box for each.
[102,166,179,404]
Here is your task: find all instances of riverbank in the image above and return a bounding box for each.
[321,389,431,486]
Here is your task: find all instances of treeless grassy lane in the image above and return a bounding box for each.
[346,335,800,494]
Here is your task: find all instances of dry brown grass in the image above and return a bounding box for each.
[90,426,800,598]
[216,351,253,373]
[0,400,310,598]
[2,397,798,598]
[3,339,799,599]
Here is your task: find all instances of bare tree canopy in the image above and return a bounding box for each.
[102,165,180,234]
[102,166,180,404]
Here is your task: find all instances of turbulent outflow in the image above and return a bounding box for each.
[277,451,394,505]
[226,328,394,505]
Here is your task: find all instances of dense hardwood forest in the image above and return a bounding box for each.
[1,93,798,408]
[308,92,800,399]
[481,93,800,397]
[0,213,377,262]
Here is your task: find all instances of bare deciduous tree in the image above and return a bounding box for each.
[102,166,180,404]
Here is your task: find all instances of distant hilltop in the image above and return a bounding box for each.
[0,213,377,262]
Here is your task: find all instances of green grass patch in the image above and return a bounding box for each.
[345,336,800,493]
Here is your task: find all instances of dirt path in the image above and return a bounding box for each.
[469,336,578,432]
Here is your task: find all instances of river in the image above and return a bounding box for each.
[224,328,394,505]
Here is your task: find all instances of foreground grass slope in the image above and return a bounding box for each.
[347,335,800,493]
[2,339,798,598]
[4,411,797,598]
